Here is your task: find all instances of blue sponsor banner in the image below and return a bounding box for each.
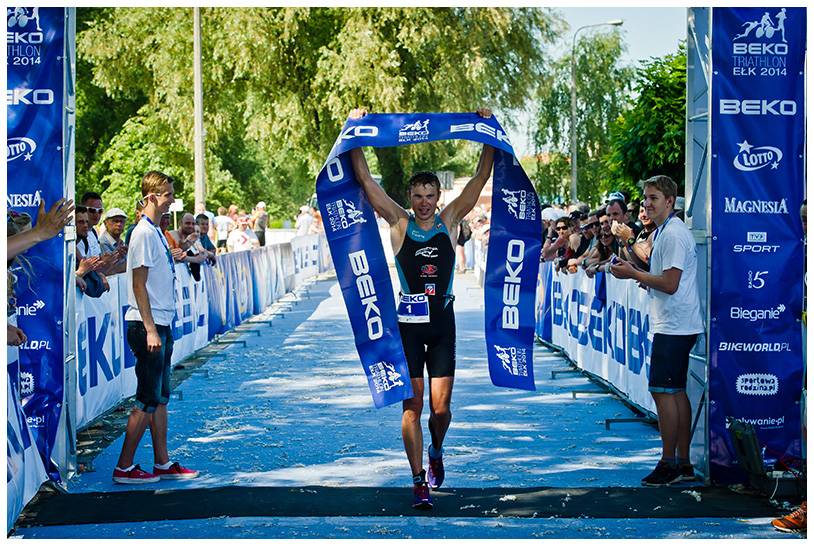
[7,7,66,480]
[710,7,806,481]
[316,113,541,407]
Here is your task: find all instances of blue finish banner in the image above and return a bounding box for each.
[709,7,806,481]
[316,113,541,408]
[7,7,66,480]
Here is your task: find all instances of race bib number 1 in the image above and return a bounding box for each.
[397,293,430,323]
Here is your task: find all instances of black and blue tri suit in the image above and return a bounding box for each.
[395,214,457,378]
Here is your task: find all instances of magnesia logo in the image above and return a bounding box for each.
[450,122,513,146]
[737,373,780,396]
[501,239,524,330]
[718,341,790,352]
[348,250,383,340]
[501,188,537,221]
[17,300,45,316]
[325,198,366,233]
[415,247,438,258]
[733,140,782,172]
[724,197,788,214]
[6,88,54,106]
[8,190,42,209]
[7,137,36,162]
[420,264,438,277]
[19,371,34,397]
[398,119,430,143]
[493,344,528,377]
[719,99,796,116]
[730,304,785,321]
[731,9,791,78]
[368,361,404,394]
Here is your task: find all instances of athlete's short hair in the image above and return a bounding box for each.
[407,171,441,194]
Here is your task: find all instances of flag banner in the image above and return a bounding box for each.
[7,7,66,480]
[316,113,542,407]
[709,7,806,481]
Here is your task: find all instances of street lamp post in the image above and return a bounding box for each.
[570,19,623,203]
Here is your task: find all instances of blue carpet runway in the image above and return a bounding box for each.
[13,271,794,539]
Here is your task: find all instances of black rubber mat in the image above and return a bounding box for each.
[18,485,781,527]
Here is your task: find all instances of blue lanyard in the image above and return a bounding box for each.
[652,212,675,244]
[142,216,177,277]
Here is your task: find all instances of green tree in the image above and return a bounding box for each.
[76,8,563,217]
[605,45,687,196]
[533,28,633,206]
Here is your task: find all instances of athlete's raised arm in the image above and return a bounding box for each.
[348,108,408,226]
[441,108,495,226]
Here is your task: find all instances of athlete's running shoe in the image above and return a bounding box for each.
[112,464,159,484]
[640,460,682,487]
[152,462,200,480]
[772,501,806,533]
[427,447,445,489]
[412,481,433,509]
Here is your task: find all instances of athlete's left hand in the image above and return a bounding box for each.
[476,107,492,118]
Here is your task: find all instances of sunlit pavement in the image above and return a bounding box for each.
[13,271,794,539]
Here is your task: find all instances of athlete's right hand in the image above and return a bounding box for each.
[146,329,162,352]
[348,108,368,120]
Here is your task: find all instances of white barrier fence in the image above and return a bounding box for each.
[8,234,330,529]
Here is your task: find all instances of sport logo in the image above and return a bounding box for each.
[733,232,778,253]
[7,137,36,162]
[368,361,404,394]
[736,373,779,396]
[398,119,430,143]
[420,264,438,276]
[733,140,782,172]
[325,198,366,233]
[501,188,537,221]
[493,344,528,377]
[415,247,438,258]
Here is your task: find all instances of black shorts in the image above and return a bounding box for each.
[649,333,698,394]
[127,321,174,413]
[398,303,456,379]
[217,239,226,248]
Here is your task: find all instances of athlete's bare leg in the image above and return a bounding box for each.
[402,378,425,476]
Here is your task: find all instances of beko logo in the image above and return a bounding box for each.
[719,99,796,116]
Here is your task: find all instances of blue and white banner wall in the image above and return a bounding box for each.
[316,113,541,408]
[7,327,48,530]
[709,7,806,481]
[7,7,68,481]
[548,266,656,414]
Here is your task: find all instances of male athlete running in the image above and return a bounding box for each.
[348,108,494,509]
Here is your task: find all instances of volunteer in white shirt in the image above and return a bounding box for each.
[610,175,704,487]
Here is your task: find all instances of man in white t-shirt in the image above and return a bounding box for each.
[226,215,260,252]
[113,170,199,485]
[610,175,704,487]
[213,206,234,253]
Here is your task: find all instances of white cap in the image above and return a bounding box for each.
[104,207,127,220]
[256,201,266,209]
[300,205,311,213]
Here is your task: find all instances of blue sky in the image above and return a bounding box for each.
[503,7,687,156]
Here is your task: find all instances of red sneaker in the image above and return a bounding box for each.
[112,464,159,484]
[153,461,200,480]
